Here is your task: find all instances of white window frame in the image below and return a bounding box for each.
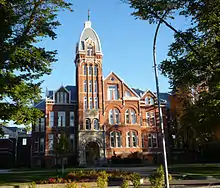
[146,112,150,126]
[132,131,138,147]
[85,118,91,130]
[107,85,118,100]
[126,132,131,147]
[110,131,121,148]
[58,111,66,127]
[89,80,92,92]
[84,65,87,75]
[89,97,93,109]
[48,134,54,151]
[94,80,97,93]
[131,110,137,124]
[125,110,130,124]
[49,112,54,127]
[94,118,99,130]
[84,80,87,92]
[22,138,27,146]
[84,97,87,109]
[94,97,98,109]
[148,133,158,148]
[89,65,93,75]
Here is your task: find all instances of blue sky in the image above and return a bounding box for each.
[39,0,189,94]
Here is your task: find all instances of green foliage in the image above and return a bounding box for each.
[97,171,108,188]
[0,0,72,125]
[130,173,141,188]
[66,182,78,188]
[120,179,129,188]
[126,0,220,145]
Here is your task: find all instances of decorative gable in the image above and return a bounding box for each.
[54,86,70,104]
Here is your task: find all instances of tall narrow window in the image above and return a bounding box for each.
[94,97,98,109]
[64,92,67,103]
[89,80,92,92]
[132,131,138,147]
[87,44,93,56]
[125,110,130,124]
[48,134,54,151]
[126,132,131,147]
[89,65,93,75]
[34,138,39,152]
[70,134,75,151]
[150,97,154,105]
[70,111,74,127]
[131,110,137,124]
[146,112,150,126]
[89,97,93,109]
[115,109,120,124]
[116,132,121,147]
[151,112,156,126]
[85,118,91,130]
[49,112,54,127]
[94,65,98,76]
[40,138,44,152]
[84,64,87,75]
[94,80,97,93]
[94,119,99,130]
[40,118,45,132]
[142,134,144,148]
[60,92,64,103]
[107,85,118,100]
[35,119,39,132]
[110,132,115,147]
[58,111,65,127]
[109,109,114,124]
[56,92,60,103]
[148,133,158,148]
[84,81,87,92]
[84,97,87,109]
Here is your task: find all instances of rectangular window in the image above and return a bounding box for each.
[148,133,158,148]
[146,112,150,126]
[70,111,74,127]
[40,118,45,132]
[22,138,27,146]
[89,97,93,109]
[49,112,54,127]
[89,80,92,92]
[34,138,39,152]
[107,85,118,100]
[39,138,44,152]
[110,134,115,147]
[89,66,93,75]
[94,80,97,93]
[60,92,63,103]
[94,97,98,109]
[127,132,131,147]
[70,134,75,151]
[35,119,39,132]
[84,81,87,92]
[48,134,54,151]
[84,97,87,109]
[58,111,66,127]
[64,92,67,103]
[151,112,155,126]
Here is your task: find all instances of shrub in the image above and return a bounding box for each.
[97,171,108,188]
[66,182,78,188]
[130,173,141,188]
[120,179,129,188]
[149,165,172,188]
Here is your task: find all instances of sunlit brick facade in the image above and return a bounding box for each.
[32,19,169,167]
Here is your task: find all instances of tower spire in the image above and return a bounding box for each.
[88,9,90,21]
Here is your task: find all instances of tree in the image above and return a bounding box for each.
[0,0,72,126]
[125,0,220,144]
[56,132,71,176]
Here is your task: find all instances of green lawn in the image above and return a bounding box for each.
[169,164,220,176]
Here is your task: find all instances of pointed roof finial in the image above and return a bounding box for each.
[88,9,90,21]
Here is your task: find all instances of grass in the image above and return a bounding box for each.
[169,164,220,176]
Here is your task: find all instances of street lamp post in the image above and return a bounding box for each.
[153,15,170,188]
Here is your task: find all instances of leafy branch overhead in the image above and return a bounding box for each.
[125,0,220,143]
[0,0,72,125]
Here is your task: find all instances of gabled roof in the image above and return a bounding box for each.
[104,72,140,98]
[34,99,46,110]
[65,85,77,102]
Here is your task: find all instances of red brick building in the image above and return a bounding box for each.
[32,19,169,167]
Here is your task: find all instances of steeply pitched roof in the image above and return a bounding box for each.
[65,85,77,102]
[34,99,46,110]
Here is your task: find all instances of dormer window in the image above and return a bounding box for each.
[125,91,131,97]
[145,97,154,105]
[87,44,93,56]
[56,92,67,103]
[107,85,119,100]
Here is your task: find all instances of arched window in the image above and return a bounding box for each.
[89,65,93,75]
[125,110,130,124]
[109,109,120,125]
[150,97,154,105]
[110,132,121,147]
[89,80,92,92]
[94,119,99,130]
[94,80,97,93]
[94,97,98,109]
[84,80,87,92]
[84,97,87,109]
[85,118,91,130]
[127,131,138,147]
[109,109,114,125]
[94,65,98,76]
[87,44,93,56]
[131,109,137,124]
[84,64,87,75]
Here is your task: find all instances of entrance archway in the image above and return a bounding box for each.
[85,142,100,165]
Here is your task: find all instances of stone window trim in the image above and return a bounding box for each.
[108,108,120,125]
[93,118,100,130]
[148,133,158,148]
[125,108,137,125]
[126,130,138,148]
[85,118,91,130]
